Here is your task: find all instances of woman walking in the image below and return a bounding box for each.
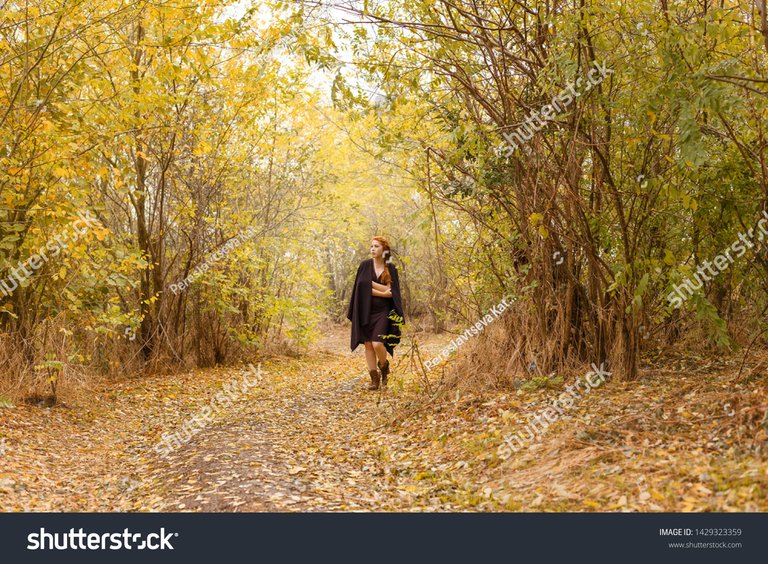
[347,236,405,390]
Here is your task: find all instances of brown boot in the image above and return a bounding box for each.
[367,369,380,390]
[378,359,390,387]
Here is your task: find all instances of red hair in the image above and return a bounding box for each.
[372,236,392,285]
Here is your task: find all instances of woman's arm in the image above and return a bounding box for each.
[372,286,392,297]
[372,281,390,292]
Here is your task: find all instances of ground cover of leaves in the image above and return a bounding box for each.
[1,326,766,511]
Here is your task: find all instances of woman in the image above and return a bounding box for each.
[347,236,405,390]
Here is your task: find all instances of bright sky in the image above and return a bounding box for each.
[219,1,384,107]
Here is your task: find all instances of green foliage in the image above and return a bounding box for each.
[521,373,565,391]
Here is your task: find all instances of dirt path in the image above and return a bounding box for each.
[140,347,419,511]
[2,326,767,512]
[1,327,469,511]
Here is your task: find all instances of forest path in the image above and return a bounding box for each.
[1,327,478,511]
[135,333,441,512]
[2,326,768,512]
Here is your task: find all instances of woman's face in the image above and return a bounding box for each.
[370,240,384,258]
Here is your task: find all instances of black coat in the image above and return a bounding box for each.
[346,258,405,356]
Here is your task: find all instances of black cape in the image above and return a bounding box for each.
[346,258,405,356]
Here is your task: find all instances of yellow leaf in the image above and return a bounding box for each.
[691,484,712,496]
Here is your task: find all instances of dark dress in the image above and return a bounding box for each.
[347,258,405,356]
[362,266,393,342]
